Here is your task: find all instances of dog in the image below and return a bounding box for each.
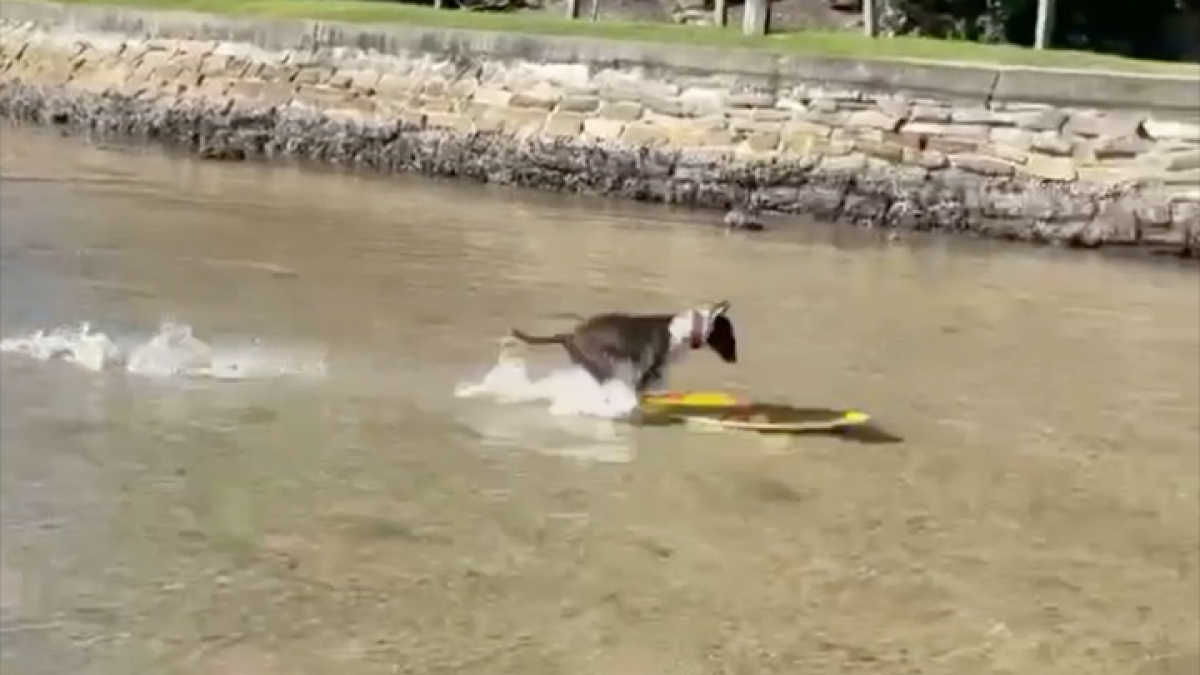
[508,300,737,393]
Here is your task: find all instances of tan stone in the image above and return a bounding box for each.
[821,153,869,173]
[1064,111,1142,139]
[909,104,951,123]
[644,94,684,117]
[330,95,378,116]
[925,137,981,154]
[558,95,600,113]
[375,73,414,100]
[903,122,990,139]
[726,91,775,108]
[292,66,333,86]
[903,148,948,169]
[950,153,1017,176]
[741,131,780,153]
[1011,108,1067,132]
[1163,149,1200,172]
[669,124,734,148]
[847,109,902,132]
[350,69,382,92]
[1165,168,1200,185]
[985,143,1028,164]
[782,120,832,139]
[858,140,905,163]
[1031,132,1073,157]
[620,122,670,146]
[471,87,512,107]
[417,96,455,113]
[509,83,560,110]
[1078,164,1147,185]
[1143,118,1200,143]
[679,87,725,117]
[1020,155,1077,181]
[543,111,585,138]
[730,117,783,135]
[425,111,472,132]
[582,118,625,141]
[293,85,350,109]
[447,79,477,99]
[477,107,545,136]
[599,101,644,121]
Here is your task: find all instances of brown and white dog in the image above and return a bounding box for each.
[508,300,737,393]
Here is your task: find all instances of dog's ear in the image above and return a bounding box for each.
[711,300,731,317]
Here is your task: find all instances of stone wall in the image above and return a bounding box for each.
[1,2,1199,258]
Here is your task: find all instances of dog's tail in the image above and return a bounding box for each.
[510,329,570,346]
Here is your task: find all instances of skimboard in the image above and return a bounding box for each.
[640,391,870,433]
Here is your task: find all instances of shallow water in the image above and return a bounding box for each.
[2,125,1198,675]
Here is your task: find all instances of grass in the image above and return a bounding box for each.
[48,0,1200,74]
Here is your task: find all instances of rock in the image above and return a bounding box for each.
[197,142,246,161]
[1165,168,1200,185]
[904,148,948,169]
[471,87,512,107]
[1011,108,1067,132]
[582,118,624,140]
[679,87,725,117]
[1029,132,1074,157]
[858,140,905,163]
[847,109,901,132]
[990,127,1033,149]
[509,86,559,110]
[1090,136,1150,160]
[950,153,1016,176]
[620,122,670,146]
[820,153,868,174]
[741,131,780,153]
[599,101,643,121]
[1020,154,1077,181]
[557,95,600,113]
[902,122,990,139]
[950,108,1014,126]
[723,207,764,231]
[726,91,775,108]
[1163,149,1200,172]
[908,104,951,123]
[543,111,584,137]
[1063,112,1142,139]
[3,29,1192,262]
[1143,118,1200,143]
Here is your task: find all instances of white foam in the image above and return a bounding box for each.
[453,342,641,420]
[1,320,328,381]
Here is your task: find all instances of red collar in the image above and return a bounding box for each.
[689,311,705,349]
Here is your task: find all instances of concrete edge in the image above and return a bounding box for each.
[2,0,1199,116]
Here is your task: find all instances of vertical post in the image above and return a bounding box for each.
[741,0,768,36]
[1034,0,1055,49]
[713,0,727,27]
[566,0,579,19]
[434,0,443,9]
[863,0,876,37]
[590,0,600,21]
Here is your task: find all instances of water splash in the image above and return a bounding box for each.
[0,322,123,372]
[453,340,640,420]
[1,321,327,381]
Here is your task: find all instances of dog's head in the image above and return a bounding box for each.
[671,300,737,364]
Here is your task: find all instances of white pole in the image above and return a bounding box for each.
[863,0,876,37]
[742,0,768,35]
[1034,0,1055,49]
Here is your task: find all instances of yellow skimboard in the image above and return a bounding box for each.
[640,391,870,433]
